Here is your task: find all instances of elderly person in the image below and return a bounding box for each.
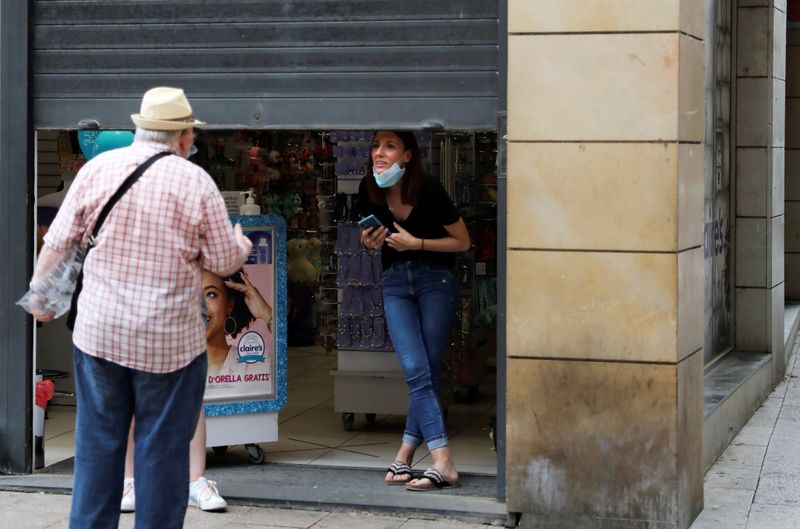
[30,87,251,529]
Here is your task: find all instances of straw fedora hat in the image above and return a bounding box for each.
[131,87,206,131]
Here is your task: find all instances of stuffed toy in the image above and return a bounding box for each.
[265,194,282,216]
[307,237,322,274]
[287,238,317,284]
[282,193,302,220]
[264,167,280,181]
[265,150,282,181]
[299,131,316,153]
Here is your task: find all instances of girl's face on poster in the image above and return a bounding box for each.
[203,271,234,342]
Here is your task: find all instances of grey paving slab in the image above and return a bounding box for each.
[743,502,800,529]
[704,463,761,491]
[180,505,253,529]
[233,505,327,527]
[753,471,800,507]
[776,404,800,422]
[745,405,781,428]
[772,379,789,395]
[11,491,72,512]
[398,519,491,529]
[688,512,746,529]
[0,510,67,529]
[688,486,753,529]
[310,512,405,529]
[779,392,800,406]
[731,425,774,446]
[761,436,800,475]
[770,416,800,439]
[759,395,784,409]
[780,379,800,394]
[216,522,294,529]
[715,443,768,467]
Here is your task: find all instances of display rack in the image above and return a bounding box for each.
[330,221,406,431]
[435,132,499,400]
[326,131,409,430]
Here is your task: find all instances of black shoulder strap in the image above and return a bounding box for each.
[66,150,173,330]
[88,151,171,247]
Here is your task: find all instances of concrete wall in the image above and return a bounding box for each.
[505,1,705,528]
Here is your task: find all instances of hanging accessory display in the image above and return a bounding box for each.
[334,223,393,351]
[65,151,172,330]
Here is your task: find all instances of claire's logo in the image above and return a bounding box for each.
[237,332,266,364]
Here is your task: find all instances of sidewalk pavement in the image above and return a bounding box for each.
[5,351,800,529]
[689,348,800,529]
[0,490,502,529]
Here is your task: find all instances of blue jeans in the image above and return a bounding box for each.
[382,262,459,450]
[69,347,206,529]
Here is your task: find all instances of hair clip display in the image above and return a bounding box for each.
[333,223,392,351]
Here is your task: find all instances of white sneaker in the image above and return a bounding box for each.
[188,477,227,511]
[120,478,135,512]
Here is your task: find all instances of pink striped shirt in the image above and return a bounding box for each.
[44,139,241,373]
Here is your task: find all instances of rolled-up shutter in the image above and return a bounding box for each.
[32,1,499,130]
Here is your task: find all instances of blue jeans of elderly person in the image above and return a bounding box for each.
[69,347,206,529]
[381,261,459,450]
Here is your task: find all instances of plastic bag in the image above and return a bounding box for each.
[17,246,84,318]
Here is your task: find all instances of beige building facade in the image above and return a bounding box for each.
[0,1,798,527]
[504,1,792,528]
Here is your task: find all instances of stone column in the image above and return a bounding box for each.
[786,13,800,305]
[505,2,705,528]
[736,1,786,376]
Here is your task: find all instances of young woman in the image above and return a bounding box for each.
[359,131,470,491]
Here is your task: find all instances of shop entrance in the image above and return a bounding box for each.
[33,128,501,485]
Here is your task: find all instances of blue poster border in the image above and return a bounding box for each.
[204,214,287,417]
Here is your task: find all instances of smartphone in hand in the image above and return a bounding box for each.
[358,214,385,231]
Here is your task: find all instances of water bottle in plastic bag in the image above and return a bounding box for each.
[17,246,85,318]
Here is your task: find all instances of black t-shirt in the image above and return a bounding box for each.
[358,176,461,270]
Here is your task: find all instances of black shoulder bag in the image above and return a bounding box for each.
[66,151,171,330]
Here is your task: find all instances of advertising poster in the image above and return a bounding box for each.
[203,215,286,413]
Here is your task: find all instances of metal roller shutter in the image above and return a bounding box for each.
[32,0,499,130]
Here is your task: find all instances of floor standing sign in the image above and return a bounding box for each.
[203,215,287,460]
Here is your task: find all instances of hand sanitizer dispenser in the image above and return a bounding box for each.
[239,190,261,215]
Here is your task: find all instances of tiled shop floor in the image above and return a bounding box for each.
[43,347,498,475]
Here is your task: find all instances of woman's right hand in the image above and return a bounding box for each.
[361,226,389,250]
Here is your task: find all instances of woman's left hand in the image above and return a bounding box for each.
[225,271,274,332]
[385,223,422,252]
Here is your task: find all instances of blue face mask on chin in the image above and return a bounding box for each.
[373,162,406,188]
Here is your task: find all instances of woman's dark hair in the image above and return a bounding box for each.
[225,270,255,337]
[365,130,426,207]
